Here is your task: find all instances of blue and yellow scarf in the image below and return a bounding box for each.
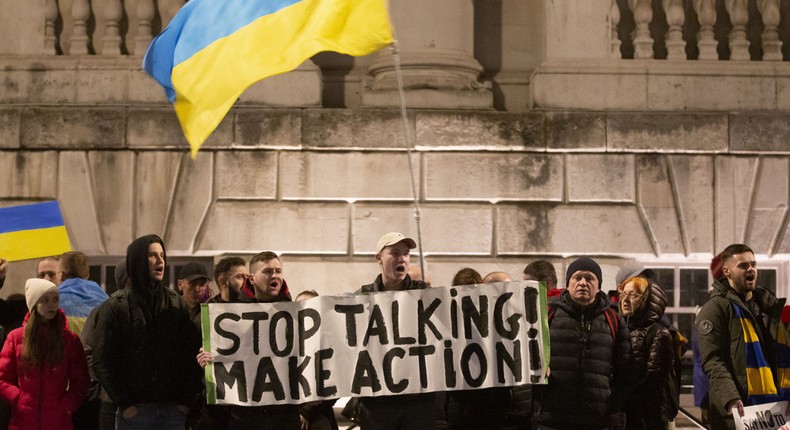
[773,317,790,400]
[734,304,783,405]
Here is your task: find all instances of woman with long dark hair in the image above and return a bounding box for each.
[0,278,90,429]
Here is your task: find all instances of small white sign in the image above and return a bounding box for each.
[734,401,790,430]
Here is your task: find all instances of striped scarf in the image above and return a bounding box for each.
[733,303,783,405]
[774,320,790,400]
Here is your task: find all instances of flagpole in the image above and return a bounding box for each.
[389,40,426,282]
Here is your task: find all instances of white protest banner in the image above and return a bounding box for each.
[200,281,549,406]
[734,401,790,430]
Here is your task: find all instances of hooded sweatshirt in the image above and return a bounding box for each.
[92,234,201,409]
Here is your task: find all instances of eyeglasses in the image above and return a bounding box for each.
[621,292,644,300]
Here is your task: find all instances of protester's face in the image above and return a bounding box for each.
[147,242,166,282]
[224,265,248,294]
[377,242,410,286]
[724,251,758,294]
[619,280,646,316]
[36,291,59,321]
[36,259,58,285]
[178,278,208,309]
[251,258,283,300]
[567,270,599,306]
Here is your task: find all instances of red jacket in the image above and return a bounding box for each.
[0,310,90,430]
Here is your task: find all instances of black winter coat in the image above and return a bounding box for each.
[91,234,202,410]
[622,284,674,430]
[697,279,784,430]
[534,290,634,430]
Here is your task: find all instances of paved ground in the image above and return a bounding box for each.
[675,392,708,429]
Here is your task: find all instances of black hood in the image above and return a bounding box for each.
[626,282,668,329]
[126,234,166,319]
[126,234,166,291]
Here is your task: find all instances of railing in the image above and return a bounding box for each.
[45,0,184,55]
[613,0,788,61]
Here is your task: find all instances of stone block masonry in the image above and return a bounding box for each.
[3,107,790,298]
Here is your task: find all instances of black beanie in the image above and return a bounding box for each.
[565,257,602,288]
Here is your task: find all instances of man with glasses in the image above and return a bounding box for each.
[697,244,787,430]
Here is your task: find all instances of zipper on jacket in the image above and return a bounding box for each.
[579,314,591,369]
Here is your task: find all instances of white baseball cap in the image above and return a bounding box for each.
[376,232,417,254]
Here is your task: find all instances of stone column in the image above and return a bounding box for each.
[544,0,611,59]
[362,0,492,109]
[0,0,46,54]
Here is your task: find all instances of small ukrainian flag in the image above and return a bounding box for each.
[0,201,71,261]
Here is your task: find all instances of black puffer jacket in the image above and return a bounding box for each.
[622,284,674,430]
[92,235,201,409]
[534,290,634,429]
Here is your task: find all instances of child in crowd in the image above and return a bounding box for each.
[0,278,90,430]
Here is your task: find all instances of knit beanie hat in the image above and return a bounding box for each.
[25,278,58,310]
[565,257,603,288]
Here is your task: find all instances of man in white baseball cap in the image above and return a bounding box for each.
[356,232,434,429]
[363,232,419,293]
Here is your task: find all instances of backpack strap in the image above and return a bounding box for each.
[603,308,619,349]
[547,303,557,325]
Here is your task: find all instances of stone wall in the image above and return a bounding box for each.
[2,107,790,298]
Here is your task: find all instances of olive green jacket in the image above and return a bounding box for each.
[696,279,784,430]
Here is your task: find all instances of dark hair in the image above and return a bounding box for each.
[452,268,483,286]
[214,257,247,283]
[59,251,89,280]
[719,244,754,264]
[22,309,64,367]
[523,260,557,285]
[36,256,59,273]
[249,251,280,272]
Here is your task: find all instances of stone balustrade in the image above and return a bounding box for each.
[613,0,786,61]
[42,0,183,56]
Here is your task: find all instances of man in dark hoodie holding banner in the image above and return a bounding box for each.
[91,234,202,430]
[196,251,300,430]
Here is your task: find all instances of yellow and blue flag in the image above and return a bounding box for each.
[0,201,71,262]
[143,0,394,157]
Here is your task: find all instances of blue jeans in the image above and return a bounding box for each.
[115,403,186,430]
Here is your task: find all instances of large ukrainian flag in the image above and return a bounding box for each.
[0,201,71,261]
[143,0,394,157]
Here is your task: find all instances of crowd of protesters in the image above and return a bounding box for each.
[0,235,788,430]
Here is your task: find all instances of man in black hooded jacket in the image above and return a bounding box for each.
[92,234,201,429]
